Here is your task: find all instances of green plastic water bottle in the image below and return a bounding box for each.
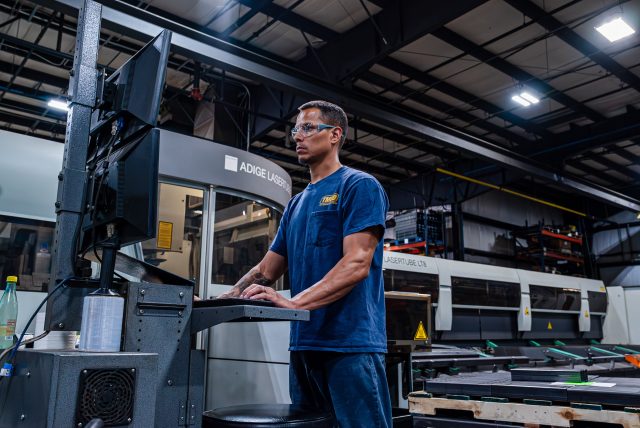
[0,276,18,349]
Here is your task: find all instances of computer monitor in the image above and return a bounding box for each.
[95,29,171,128]
[77,30,171,289]
[80,129,159,254]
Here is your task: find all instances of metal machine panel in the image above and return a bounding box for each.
[624,287,640,345]
[382,252,439,275]
[206,359,290,410]
[158,129,292,208]
[209,321,290,363]
[436,257,521,284]
[602,286,631,344]
[0,350,157,428]
[121,281,197,428]
[518,283,532,332]
[516,269,605,293]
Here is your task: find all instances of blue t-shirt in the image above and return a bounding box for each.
[270,166,389,353]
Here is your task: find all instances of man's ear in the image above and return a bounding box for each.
[331,127,342,146]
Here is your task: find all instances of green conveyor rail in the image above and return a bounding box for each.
[486,340,498,349]
[546,347,583,360]
[614,345,640,354]
[554,340,566,346]
[589,346,622,357]
[529,340,541,347]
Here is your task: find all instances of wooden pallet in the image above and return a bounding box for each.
[409,393,640,428]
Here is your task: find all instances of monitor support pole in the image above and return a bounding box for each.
[46,0,102,331]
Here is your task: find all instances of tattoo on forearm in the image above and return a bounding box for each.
[235,268,273,293]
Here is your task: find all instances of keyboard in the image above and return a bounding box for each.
[193,297,275,308]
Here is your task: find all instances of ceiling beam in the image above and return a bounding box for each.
[0,59,69,88]
[359,71,532,146]
[258,135,407,181]
[504,0,640,93]
[295,0,487,83]
[40,0,640,211]
[219,0,271,38]
[531,108,640,160]
[0,109,66,135]
[378,57,553,140]
[565,160,626,187]
[233,0,338,42]
[432,27,604,123]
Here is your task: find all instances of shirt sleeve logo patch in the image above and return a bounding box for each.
[319,193,339,206]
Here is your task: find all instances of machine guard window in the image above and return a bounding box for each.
[141,183,204,287]
[383,269,439,303]
[530,285,581,311]
[211,192,285,289]
[588,290,607,313]
[451,277,520,308]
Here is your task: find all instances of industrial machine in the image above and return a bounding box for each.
[0,3,306,427]
[382,251,607,343]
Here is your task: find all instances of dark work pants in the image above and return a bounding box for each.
[289,351,392,428]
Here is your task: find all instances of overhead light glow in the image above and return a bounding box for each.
[48,99,69,111]
[595,17,635,42]
[520,92,540,104]
[512,95,531,107]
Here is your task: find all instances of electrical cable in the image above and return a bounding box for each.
[0,330,49,363]
[0,276,74,381]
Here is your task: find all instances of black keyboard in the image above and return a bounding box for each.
[194,297,275,308]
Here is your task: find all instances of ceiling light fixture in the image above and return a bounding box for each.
[512,95,531,107]
[595,17,635,42]
[520,92,540,104]
[48,99,69,111]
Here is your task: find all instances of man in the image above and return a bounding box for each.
[219,100,391,427]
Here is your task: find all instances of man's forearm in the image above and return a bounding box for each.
[229,267,275,295]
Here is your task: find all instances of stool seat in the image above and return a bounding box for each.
[203,404,335,428]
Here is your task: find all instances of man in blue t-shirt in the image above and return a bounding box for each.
[219,100,391,427]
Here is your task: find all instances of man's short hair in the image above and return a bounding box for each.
[298,100,348,148]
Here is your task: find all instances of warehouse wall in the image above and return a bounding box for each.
[461,190,564,267]
[592,210,640,287]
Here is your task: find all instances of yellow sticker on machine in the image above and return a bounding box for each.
[414,321,428,341]
[547,321,553,330]
[157,221,173,249]
[524,307,529,316]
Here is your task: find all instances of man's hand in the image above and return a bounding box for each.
[240,284,298,309]
[216,288,240,299]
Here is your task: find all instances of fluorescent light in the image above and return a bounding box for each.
[596,17,635,42]
[48,99,69,111]
[512,95,531,107]
[520,91,539,104]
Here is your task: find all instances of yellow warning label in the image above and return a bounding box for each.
[600,286,606,292]
[585,310,589,318]
[157,221,173,249]
[547,321,553,330]
[524,307,529,316]
[414,321,428,341]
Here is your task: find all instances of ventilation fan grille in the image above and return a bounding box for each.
[76,368,136,426]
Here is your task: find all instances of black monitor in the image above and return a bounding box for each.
[77,30,172,289]
[95,29,171,128]
[80,129,159,253]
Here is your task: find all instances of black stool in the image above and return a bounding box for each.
[202,404,335,428]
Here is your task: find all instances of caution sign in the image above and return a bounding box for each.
[414,321,428,341]
[585,310,589,318]
[547,321,553,330]
[524,307,529,316]
[157,221,173,249]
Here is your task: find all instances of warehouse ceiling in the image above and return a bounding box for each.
[0,0,639,215]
